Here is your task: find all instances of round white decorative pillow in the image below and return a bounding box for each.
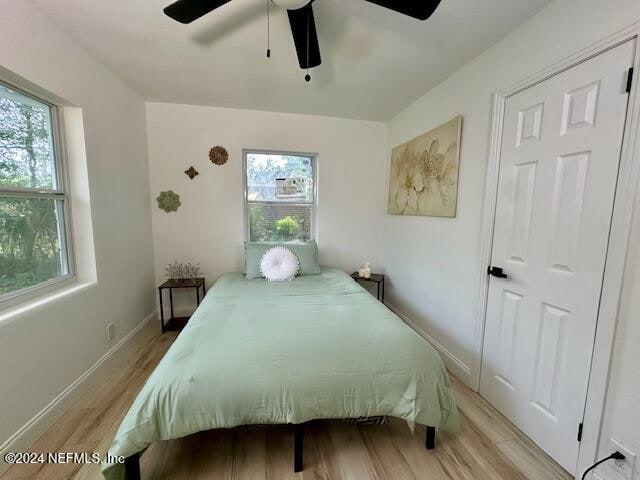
[260,247,300,282]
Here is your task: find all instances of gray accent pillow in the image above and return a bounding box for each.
[245,241,321,279]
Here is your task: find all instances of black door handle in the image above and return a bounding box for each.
[488,266,508,278]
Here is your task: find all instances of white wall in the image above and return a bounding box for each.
[0,0,155,455]
[146,102,387,305]
[382,0,640,471]
[599,192,640,477]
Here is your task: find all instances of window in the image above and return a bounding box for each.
[0,81,72,301]
[244,151,316,243]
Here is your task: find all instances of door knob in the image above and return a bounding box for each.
[488,266,508,278]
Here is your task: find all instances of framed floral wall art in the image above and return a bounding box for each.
[387,116,462,217]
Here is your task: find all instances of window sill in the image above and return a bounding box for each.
[0,278,97,326]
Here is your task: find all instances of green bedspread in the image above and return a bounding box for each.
[102,268,458,479]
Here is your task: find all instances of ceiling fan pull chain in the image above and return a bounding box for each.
[305,6,311,82]
[266,0,271,58]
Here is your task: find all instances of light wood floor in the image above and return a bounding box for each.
[1,320,572,480]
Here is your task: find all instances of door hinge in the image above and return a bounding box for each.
[627,67,634,94]
[577,422,584,442]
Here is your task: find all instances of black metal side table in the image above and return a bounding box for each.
[158,277,205,333]
[351,272,385,303]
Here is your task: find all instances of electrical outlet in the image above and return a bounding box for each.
[604,438,636,480]
[107,323,116,342]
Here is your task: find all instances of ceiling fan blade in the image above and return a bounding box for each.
[164,0,233,24]
[364,0,442,20]
[287,3,321,69]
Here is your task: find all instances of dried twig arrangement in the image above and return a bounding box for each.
[165,261,201,281]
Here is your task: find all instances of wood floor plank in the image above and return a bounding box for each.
[449,375,519,444]
[384,419,454,480]
[301,421,340,480]
[187,429,235,480]
[359,422,415,480]
[327,421,380,480]
[1,320,572,480]
[426,416,527,480]
[265,426,299,480]
[496,438,573,480]
[231,427,266,480]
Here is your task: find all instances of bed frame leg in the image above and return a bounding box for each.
[426,426,436,450]
[124,453,141,480]
[294,424,304,472]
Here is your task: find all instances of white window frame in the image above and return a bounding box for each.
[243,149,318,243]
[0,78,75,307]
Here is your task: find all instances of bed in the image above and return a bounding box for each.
[102,268,459,480]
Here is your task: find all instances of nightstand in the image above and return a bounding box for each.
[351,272,385,303]
[158,278,205,333]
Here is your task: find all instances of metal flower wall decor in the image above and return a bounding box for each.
[209,146,228,166]
[184,166,199,179]
[157,190,181,213]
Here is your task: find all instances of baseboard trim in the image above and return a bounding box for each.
[0,311,156,473]
[387,302,473,386]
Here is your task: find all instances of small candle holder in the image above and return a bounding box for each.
[359,262,372,279]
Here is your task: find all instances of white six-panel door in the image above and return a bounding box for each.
[480,40,634,474]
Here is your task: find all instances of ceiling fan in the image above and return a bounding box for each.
[163,0,442,81]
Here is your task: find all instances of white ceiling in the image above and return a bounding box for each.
[31,0,552,121]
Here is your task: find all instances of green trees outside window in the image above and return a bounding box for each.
[0,83,70,298]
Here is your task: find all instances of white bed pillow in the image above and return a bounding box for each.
[260,247,300,282]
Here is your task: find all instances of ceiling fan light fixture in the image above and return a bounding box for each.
[164,0,443,76]
[272,0,310,10]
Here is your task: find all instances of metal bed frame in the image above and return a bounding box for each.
[122,423,436,478]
